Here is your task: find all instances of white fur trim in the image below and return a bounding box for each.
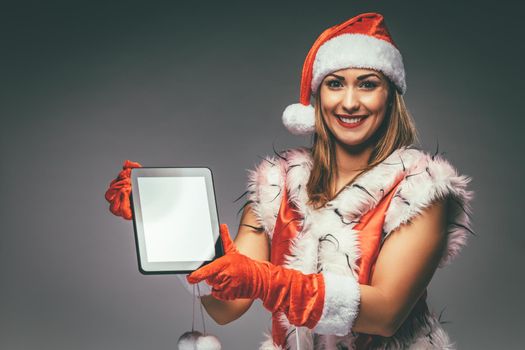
[259,325,314,350]
[313,272,360,336]
[259,334,285,350]
[249,147,474,349]
[246,154,286,239]
[312,33,406,94]
[408,325,456,350]
[405,310,457,349]
[175,274,212,297]
[282,103,316,135]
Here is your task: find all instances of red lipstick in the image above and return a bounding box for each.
[335,115,368,129]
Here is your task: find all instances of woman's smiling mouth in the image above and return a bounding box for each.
[336,114,369,128]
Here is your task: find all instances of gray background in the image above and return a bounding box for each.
[1,1,523,349]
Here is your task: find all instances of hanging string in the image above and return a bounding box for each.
[197,283,207,335]
[192,283,196,332]
[178,278,220,350]
[295,326,301,350]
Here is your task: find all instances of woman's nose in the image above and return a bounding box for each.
[342,88,360,111]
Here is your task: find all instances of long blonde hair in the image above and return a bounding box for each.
[306,82,419,209]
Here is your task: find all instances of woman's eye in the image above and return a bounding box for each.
[326,79,343,88]
[360,80,378,89]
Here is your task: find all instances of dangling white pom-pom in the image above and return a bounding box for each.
[177,331,222,350]
[195,334,222,350]
[178,331,202,350]
[282,103,315,135]
[178,278,222,350]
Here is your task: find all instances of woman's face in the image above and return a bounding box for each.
[319,68,390,149]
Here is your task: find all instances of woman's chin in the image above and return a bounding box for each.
[335,134,366,147]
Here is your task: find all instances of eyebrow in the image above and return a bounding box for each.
[327,73,381,80]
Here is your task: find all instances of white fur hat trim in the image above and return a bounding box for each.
[312,33,406,95]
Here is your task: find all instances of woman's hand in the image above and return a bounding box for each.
[197,204,270,325]
[104,160,142,220]
[188,224,326,329]
[187,224,269,301]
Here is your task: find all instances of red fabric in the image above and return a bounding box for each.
[270,187,306,346]
[300,13,396,106]
[352,179,401,348]
[271,185,303,267]
[104,160,142,220]
[187,224,325,329]
[354,179,402,285]
[269,178,404,348]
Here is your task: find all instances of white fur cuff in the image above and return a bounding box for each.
[175,274,212,297]
[313,272,361,336]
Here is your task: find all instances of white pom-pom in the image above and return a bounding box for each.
[177,331,222,350]
[195,334,222,350]
[178,331,202,350]
[282,103,315,135]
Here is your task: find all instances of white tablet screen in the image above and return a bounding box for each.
[136,176,215,263]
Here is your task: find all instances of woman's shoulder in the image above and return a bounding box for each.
[383,145,475,267]
[389,146,474,210]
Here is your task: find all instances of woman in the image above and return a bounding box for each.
[185,12,473,350]
[106,12,473,350]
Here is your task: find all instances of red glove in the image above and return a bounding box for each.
[104,160,142,220]
[187,224,326,328]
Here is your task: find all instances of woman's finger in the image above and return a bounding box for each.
[219,224,238,254]
[121,192,133,220]
[123,160,142,169]
[109,192,122,215]
[104,187,117,202]
[110,178,130,190]
[187,261,223,284]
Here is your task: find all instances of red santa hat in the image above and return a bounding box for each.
[282,12,407,135]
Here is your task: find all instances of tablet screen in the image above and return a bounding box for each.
[137,177,215,263]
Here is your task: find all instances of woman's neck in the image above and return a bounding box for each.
[334,141,373,182]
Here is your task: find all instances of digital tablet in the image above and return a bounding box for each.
[130,167,224,274]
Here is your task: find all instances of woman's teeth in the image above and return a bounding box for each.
[339,116,363,123]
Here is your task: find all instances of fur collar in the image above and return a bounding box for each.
[247,145,473,268]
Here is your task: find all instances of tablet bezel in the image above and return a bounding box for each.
[130,167,224,275]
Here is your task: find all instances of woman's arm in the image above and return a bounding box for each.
[200,204,270,325]
[351,197,449,337]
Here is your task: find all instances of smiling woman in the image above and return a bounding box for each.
[186,12,474,350]
[101,11,474,350]
[308,67,417,209]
